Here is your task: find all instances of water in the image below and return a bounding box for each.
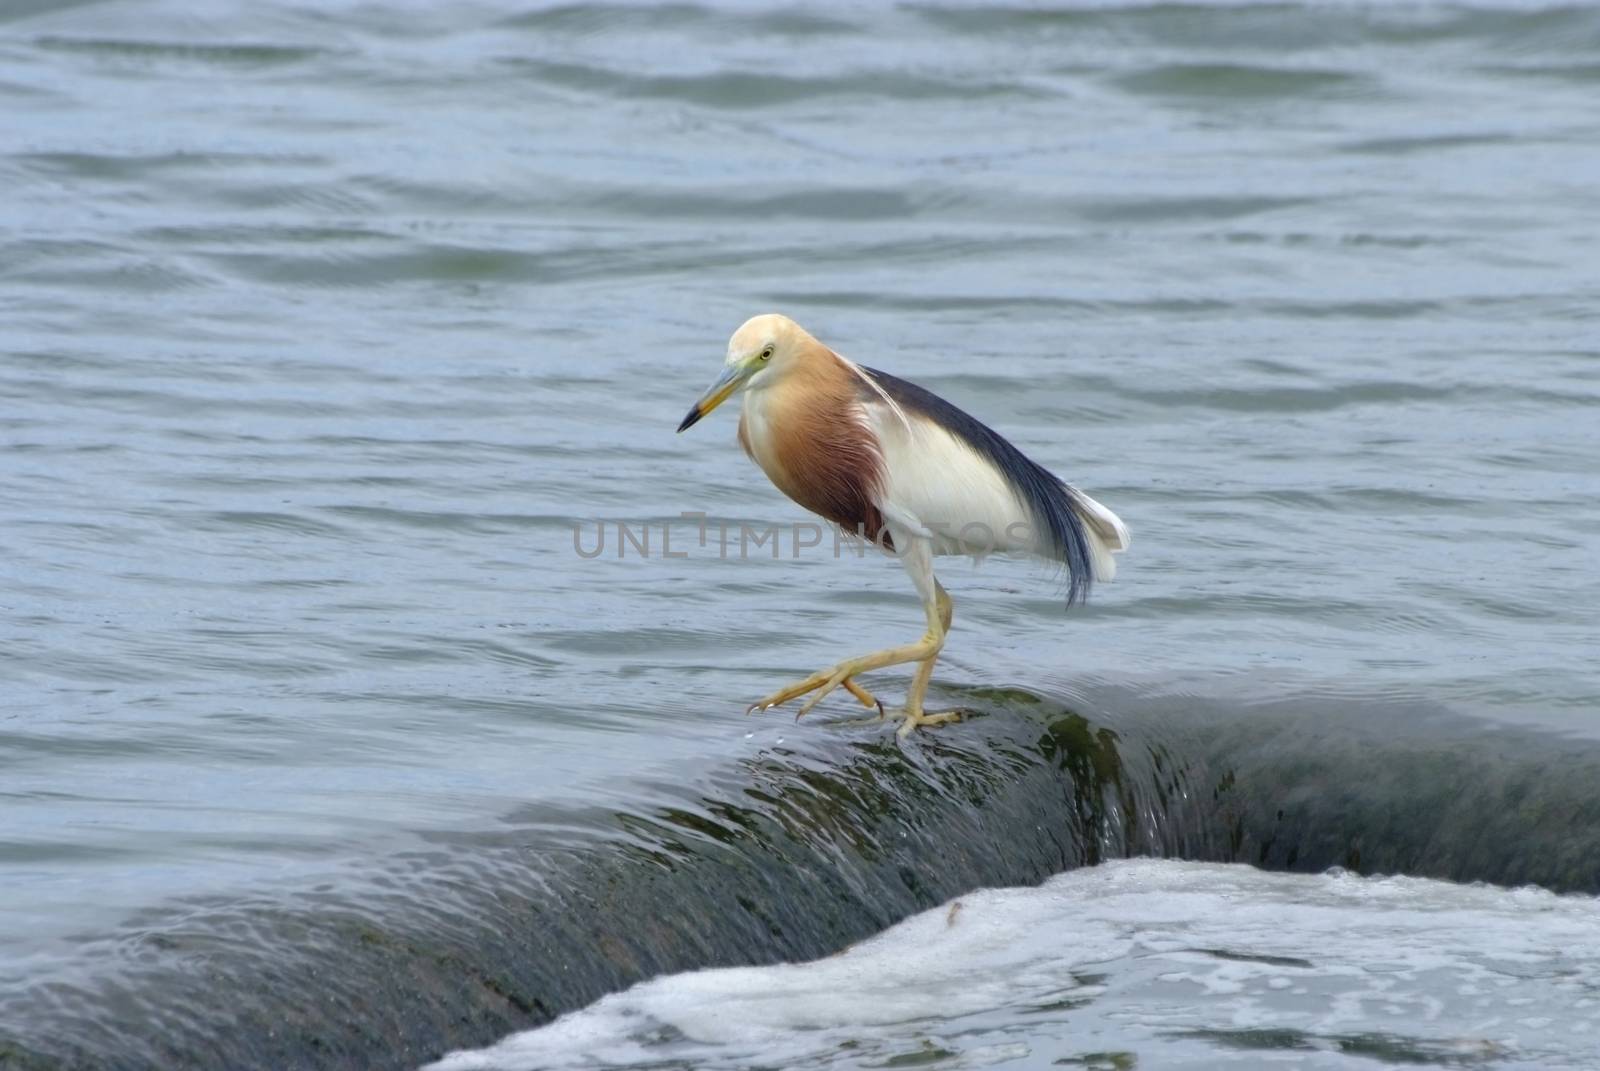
[428,859,1600,1071]
[2,0,1598,1067]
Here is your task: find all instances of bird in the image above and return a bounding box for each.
[677,314,1128,735]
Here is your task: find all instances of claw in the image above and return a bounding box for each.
[842,677,880,712]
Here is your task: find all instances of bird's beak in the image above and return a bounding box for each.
[677,364,749,433]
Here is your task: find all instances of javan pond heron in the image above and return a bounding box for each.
[678,314,1128,735]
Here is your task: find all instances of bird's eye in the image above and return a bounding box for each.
[760,346,773,360]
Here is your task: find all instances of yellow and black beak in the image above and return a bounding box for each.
[677,364,748,433]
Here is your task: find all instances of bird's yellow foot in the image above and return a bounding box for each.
[747,633,942,721]
[843,677,886,717]
[747,663,891,720]
[746,665,862,720]
[895,708,963,738]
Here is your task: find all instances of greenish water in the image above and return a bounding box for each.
[2,1,1598,1068]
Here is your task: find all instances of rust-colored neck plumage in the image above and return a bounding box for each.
[738,337,891,545]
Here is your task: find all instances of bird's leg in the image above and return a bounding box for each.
[747,536,950,724]
[897,580,962,736]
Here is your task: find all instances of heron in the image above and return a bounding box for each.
[677,314,1129,735]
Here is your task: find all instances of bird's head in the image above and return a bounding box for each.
[677,313,809,433]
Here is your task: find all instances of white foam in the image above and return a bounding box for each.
[425,860,1600,1070]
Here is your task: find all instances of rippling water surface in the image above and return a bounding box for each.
[2,1,1598,1067]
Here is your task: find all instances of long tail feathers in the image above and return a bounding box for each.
[1030,479,1129,606]
[1061,485,1130,584]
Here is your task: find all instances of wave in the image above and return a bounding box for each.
[0,684,1595,1069]
[427,858,1600,1070]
